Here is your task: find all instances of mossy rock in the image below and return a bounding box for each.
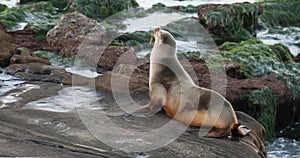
[110,31,152,48]
[32,50,90,68]
[32,50,74,67]
[221,39,300,99]
[74,0,139,20]
[0,7,26,30]
[22,1,56,13]
[0,1,62,31]
[152,3,200,14]
[258,0,300,28]
[241,87,276,140]
[0,3,7,12]
[34,33,46,41]
[199,3,261,44]
[20,0,68,10]
[221,39,295,77]
[175,4,199,13]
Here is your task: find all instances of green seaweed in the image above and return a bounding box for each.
[110,31,152,50]
[32,50,90,68]
[199,3,260,44]
[20,0,69,11]
[74,0,139,20]
[0,3,7,12]
[34,33,46,41]
[221,39,300,99]
[0,7,26,30]
[32,51,75,67]
[0,1,61,31]
[258,0,300,28]
[176,4,199,13]
[242,87,276,140]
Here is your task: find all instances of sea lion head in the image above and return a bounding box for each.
[153,27,176,48]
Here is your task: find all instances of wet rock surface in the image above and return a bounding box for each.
[0,27,267,156]
[277,121,300,141]
[0,30,17,67]
[3,0,300,156]
[0,81,265,157]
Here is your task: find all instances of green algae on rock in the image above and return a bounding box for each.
[198,3,262,44]
[0,7,26,30]
[20,0,69,11]
[0,3,7,12]
[221,39,295,78]
[32,50,76,68]
[258,0,300,28]
[0,1,64,31]
[73,0,139,20]
[241,87,276,140]
[221,39,300,138]
[110,31,152,50]
[221,39,300,99]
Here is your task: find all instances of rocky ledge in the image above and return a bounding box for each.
[2,0,299,157]
[0,12,267,157]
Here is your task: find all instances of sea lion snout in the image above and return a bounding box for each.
[153,27,161,39]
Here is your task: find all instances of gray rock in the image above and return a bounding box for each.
[0,81,266,157]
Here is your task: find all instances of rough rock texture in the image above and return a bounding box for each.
[10,54,51,65]
[78,45,140,72]
[1,19,268,157]
[0,30,17,67]
[5,50,74,85]
[295,54,300,63]
[0,30,15,44]
[7,27,61,53]
[0,81,266,157]
[277,121,300,141]
[0,23,5,31]
[46,12,105,57]
[95,64,149,92]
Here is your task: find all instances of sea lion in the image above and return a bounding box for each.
[130,27,249,137]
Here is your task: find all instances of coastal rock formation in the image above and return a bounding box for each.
[73,0,139,20]
[0,30,17,67]
[46,12,104,57]
[198,3,262,44]
[0,79,266,157]
[5,0,300,156]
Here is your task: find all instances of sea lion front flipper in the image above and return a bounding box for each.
[131,83,167,117]
[116,83,167,117]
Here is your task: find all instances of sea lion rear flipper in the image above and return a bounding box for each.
[231,122,251,137]
[237,125,251,136]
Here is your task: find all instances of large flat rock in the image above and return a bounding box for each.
[0,81,265,157]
